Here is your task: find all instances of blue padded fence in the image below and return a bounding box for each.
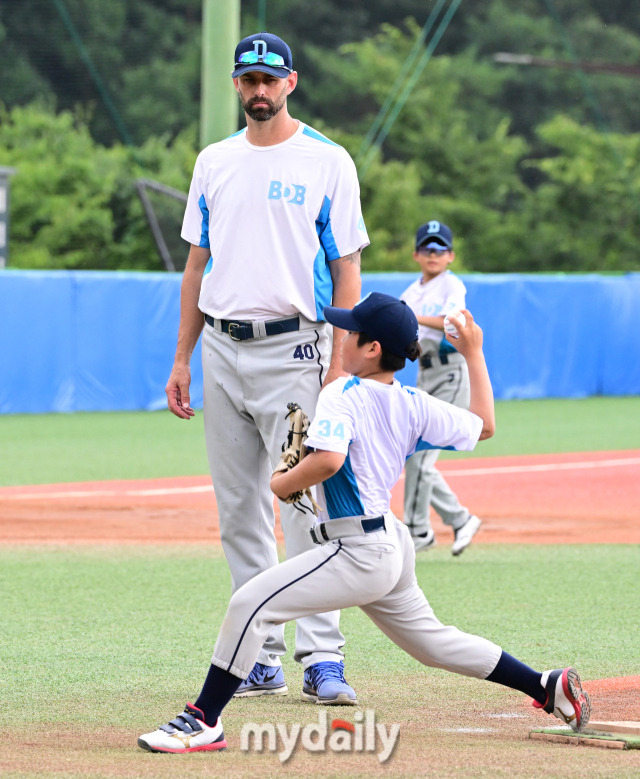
[1,270,639,414]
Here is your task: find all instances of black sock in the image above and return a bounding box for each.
[486,651,546,704]
[194,664,244,726]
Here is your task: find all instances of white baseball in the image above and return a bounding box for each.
[443,309,466,339]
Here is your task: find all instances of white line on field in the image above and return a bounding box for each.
[2,457,639,500]
[437,457,640,478]
[1,485,214,500]
[133,485,214,496]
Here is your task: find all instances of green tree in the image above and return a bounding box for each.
[5,0,640,146]
[3,5,640,274]
[308,24,529,272]
[0,103,196,270]
[515,116,640,272]
[0,0,202,146]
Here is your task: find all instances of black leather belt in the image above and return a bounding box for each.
[420,353,449,369]
[361,516,386,533]
[205,314,299,341]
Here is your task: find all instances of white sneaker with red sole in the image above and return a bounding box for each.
[533,667,591,732]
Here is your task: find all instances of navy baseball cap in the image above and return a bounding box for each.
[232,32,293,78]
[415,220,453,249]
[324,292,420,360]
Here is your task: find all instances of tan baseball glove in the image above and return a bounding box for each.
[272,402,320,514]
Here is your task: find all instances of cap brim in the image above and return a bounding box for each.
[323,305,361,331]
[232,64,291,78]
[416,238,452,249]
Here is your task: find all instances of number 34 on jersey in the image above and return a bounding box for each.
[314,419,345,440]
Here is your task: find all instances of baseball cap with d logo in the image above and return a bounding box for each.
[415,220,453,249]
[232,32,293,78]
[324,293,420,360]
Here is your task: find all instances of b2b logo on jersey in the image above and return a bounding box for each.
[269,181,306,205]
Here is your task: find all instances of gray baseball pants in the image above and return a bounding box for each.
[211,514,502,681]
[404,350,471,536]
[202,318,345,669]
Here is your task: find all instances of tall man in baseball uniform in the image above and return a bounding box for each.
[164,31,367,703]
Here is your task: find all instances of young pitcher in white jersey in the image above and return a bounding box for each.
[138,293,591,754]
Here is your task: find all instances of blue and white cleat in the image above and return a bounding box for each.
[302,661,357,705]
[233,661,288,698]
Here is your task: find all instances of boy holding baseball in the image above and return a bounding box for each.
[401,220,482,555]
[138,292,590,754]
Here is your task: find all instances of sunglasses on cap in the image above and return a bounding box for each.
[417,245,450,256]
[235,50,293,72]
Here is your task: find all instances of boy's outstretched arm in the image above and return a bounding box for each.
[271,450,346,501]
[445,310,495,440]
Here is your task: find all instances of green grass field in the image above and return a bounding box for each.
[2,397,640,776]
[4,544,636,718]
[2,395,639,486]
[1,544,639,777]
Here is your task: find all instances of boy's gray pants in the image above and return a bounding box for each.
[404,349,472,536]
[212,515,502,682]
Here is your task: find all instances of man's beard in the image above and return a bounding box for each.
[242,93,286,122]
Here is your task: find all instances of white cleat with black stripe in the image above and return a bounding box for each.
[413,528,437,553]
[138,703,227,753]
[451,515,482,556]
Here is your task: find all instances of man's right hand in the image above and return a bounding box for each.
[165,364,195,419]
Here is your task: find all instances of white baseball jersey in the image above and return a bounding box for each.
[181,122,369,321]
[401,270,467,343]
[305,376,482,520]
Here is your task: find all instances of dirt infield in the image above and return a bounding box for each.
[1,450,639,545]
[2,449,640,773]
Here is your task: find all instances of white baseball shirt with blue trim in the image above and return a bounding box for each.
[305,376,483,520]
[181,122,369,321]
[401,270,467,342]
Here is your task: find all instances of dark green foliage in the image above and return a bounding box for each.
[2,1,640,271]
[0,0,202,146]
[0,104,195,270]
